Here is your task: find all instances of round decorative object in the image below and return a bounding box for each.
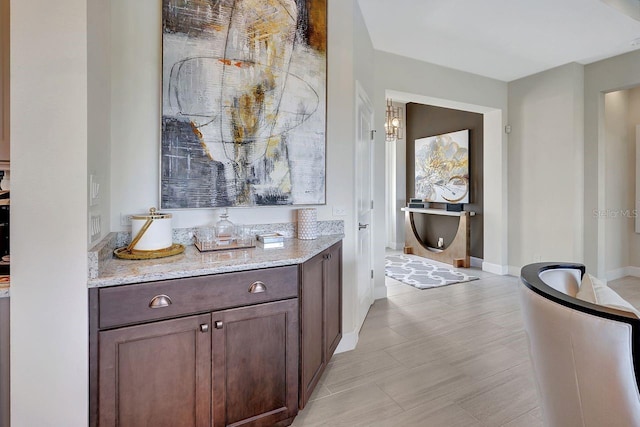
[441,176,469,203]
[130,207,173,251]
[114,243,185,260]
[297,208,318,240]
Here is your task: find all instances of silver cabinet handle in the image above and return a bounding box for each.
[149,294,172,309]
[248,281,267,293]
[214,321,223,329]
[200,324,209,333]
[358,223,369,230]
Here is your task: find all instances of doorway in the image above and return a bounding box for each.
[355,81,374,328]
[600,88,640,280]
[383,90,507,275]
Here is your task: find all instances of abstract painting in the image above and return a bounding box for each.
[161,0,326,208]
[414,129,470,204]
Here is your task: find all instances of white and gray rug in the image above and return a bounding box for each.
[385,254,479,289]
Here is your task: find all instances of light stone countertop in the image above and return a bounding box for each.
[88,234,344,288]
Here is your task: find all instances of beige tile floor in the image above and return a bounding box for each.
[293,258,640,427]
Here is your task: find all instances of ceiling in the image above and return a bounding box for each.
[357,0,640,82]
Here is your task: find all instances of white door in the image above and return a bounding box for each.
[355,81,374,327]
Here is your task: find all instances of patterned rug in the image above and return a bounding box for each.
[385,254,479,289]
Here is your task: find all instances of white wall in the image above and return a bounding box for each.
[585,50,640,277]
[88,0,111,246]
[382,100,407,250]
[600,86,640,278]
[11,0,89,425]
[394,106,407,250]
[374,51,509,275]
[627,87,640,268]
[384,101,406,251]
[604,90,632,274]
[507,63,585,272]
[385,137,396,248]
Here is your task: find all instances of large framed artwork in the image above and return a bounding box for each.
[414,129,470,204]
[161,0,327,208]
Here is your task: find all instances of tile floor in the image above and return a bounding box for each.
[293,258,640,427]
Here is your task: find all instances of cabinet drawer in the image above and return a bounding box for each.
[98,266,298,329]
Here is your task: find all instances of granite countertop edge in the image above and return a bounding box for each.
[88,234,344,288]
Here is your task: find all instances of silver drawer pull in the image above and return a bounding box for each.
[248,281,267,294]
[149,294,172,309]
[200,324,209,333]
[214,321,224,329]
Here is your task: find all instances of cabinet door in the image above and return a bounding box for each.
[299,251,325,408]
[324,241,342,360]
[212,299,298,427]
[98,314,212,427]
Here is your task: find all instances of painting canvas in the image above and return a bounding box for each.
[414,129,470,204]
[161,0,327,208]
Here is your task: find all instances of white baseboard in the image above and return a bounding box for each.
[606,266,640,281]
[470,257,483,268]
[385,242,404,251]
[508,265,521,277]
[483,261,509,276]
[334,330,359,354]
[374,285,388,300]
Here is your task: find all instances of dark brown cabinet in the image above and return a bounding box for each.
[299,241,342,408]
[212,299,298,427]
[92,266,299,427]
[324,242,343,359]
[91,242,343,426]
[98,314,212,427]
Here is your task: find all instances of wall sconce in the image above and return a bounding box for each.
[385,98,403,142]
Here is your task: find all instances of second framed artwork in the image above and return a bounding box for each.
[160,0,327,209]
[414,129,470,204]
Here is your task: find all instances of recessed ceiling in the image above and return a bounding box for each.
[357,0,640,81]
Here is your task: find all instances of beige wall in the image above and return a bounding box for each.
[627,87,640,268]
[385,101,406,251]
[88,0,111,246]
[11,0,89,425]
[604,90,632,273]
[507,63,584,272]
[584,49,640,277]
[601,86,640,277]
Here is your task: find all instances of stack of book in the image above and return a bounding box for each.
[408,198,428,209]
[256,232,285,249]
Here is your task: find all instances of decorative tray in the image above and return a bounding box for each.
[194,241,256,252]
[114,243,185,260]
